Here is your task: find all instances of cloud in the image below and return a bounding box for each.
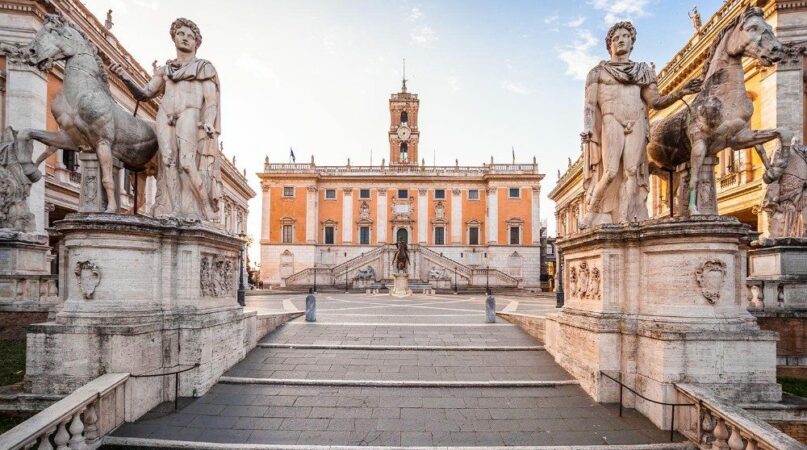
[500,80,531,95]
[235,53,277,80]
[557,30,599,80]
[591,0,650,23]
[567,16,586,28]
[544,15,559,25]
[411,24,438,47]
[446,75,461,92]
[409,7,422,21]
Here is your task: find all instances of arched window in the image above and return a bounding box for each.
[400,142,408,161]
[400,111,408,124]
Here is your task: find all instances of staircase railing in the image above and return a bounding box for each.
[331,245,388,277]
[415,245,472,279]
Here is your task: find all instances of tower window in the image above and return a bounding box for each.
[282,225,293,243]
[398,189,408,199]
[359,189,371,199]
[400,111,408,124]
[360,226,370,245]
[324,226,335,245]
[283,186,294,197]
[400,142,408,162]
[434,226,445,245]
[469,226,480,245]
[434,189,445,199]
[325,189,336,199]
[509,187,521,198]
[468,189,479,200]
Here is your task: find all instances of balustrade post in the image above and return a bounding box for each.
[745,439,758,450]
[37,426,56,450]
[54,418,70,450]
[712,417,730,450]
[728,427,745,450]
[701,410,715,446]
[68,409,85,449]
[83,401,99,444]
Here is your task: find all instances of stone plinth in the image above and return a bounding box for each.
[0,230,57,312]
[25,214,249,420]
[747,238,807,374]
[545,216,780,429]
[390,273,411,297]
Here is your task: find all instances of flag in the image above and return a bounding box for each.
[290,147,296,163]
[512,146,515,163]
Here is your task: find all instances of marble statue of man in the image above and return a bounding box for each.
[581,21,700,228]
[109,18,221,221]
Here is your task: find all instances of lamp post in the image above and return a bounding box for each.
[485,264,490,293]
[454,266,458,294]
[237,232,246,307]
[313,265,317,294]
[345,263,349,293]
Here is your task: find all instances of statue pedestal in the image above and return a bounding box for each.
[674,157,718,217]
[78,153,122,213]
[545,216,780,429]
[390,273,411,297]
[24,214,252,420]
[0,230,57,312]
[747,238,807,374]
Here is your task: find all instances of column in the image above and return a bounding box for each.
[418,189,428,244]
[6,58,48,232]
[261,186,272,242]
[377,189,387,244]
[451,189,462,244]
[486,187,498,244]
[306,186,317,243]
[531,186,541,243]
[342,188,353,243]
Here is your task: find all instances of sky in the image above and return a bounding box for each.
[81,0,725,261]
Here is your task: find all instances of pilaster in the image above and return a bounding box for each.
[342,188,353,243]
[418,189,427,244]
[451,189,462,244]
[377,189,387,244]
[487,187,498,244]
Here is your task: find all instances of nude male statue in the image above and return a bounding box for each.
[581,21,700,228]
[109,18,221,220]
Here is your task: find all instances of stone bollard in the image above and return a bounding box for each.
[305,288,316,322]
[485,291,495,323]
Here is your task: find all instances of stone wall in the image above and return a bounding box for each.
[496,312,545,342]
[0,311,47,340]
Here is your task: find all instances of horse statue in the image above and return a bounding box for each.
[759,140,807,240]
[647,7,787,215]
[18,14,158,212]
[392,240,409,273]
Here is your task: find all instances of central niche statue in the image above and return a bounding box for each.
[110,18,222,221]
[392,240,409,273]
[581,21,701,228]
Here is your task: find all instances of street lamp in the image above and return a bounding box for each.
[345,263,349,293]
[237,232,246,307]
[485,264,490,293]
[454,266,458,294]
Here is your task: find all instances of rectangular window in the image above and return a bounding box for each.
[324,226,335,245]
[469,226,479,245]
[509,187,520,198]
[398,189,408,199]
[360,189,371,199]
[283,186,294,197]
[509,226,520,245]
[63,149,79,172]
[282,225,293,243]
[468,189,479,200]
[325,189,336,199]
[434,227,445,245]
[360,226,370,245]
[434,189,445,199]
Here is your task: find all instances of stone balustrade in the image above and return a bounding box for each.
[261,162,540,176]
[675,383,804,450]
[0,373,127,450]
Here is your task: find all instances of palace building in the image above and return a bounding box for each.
[258,80,544,289]
[551,0,807,239]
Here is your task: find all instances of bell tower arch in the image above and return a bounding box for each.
[389,61,419,165]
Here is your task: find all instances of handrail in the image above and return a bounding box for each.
[600,371,695,442]
[0,373,128,450]
[130,363,200,411]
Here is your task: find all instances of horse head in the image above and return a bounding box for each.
[25,14,90,71]
[728,7,783,67]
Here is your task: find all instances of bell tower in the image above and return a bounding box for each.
[389,61,419,165]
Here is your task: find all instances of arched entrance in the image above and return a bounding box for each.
[396,228,408,244]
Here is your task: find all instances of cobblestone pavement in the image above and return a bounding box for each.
[111,293,677,447]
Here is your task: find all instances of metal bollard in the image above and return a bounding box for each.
[305,288,316,322]
[485,291,495,323]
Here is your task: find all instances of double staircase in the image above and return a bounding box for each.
[282,243,520,290]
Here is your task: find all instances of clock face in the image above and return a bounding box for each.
[397,125,411,141]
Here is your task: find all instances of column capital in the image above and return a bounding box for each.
[306,186,318,192]
[486,187,497,194]
[776,46,804,72]
[452,188,461,196]
[343,188,353,195]
[418,189,428,195]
